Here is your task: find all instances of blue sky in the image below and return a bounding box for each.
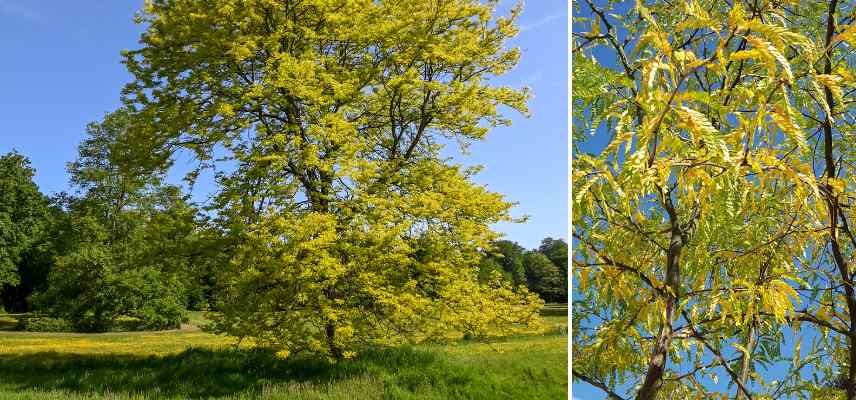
[0,0,568,250]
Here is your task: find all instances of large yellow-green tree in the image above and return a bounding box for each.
[121,0,543,360]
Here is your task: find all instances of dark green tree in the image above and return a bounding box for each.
[538,237,568,301]
[0,152,54,312]
[538,238,568,275]
[1,197,67,313]
[38,110,204,330]
[477,256,505,283]
[481,240,527,287]
[523,251,565,303]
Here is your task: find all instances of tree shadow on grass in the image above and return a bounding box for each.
[0,346,441,398]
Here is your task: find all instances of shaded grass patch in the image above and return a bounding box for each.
[0,347,428,397]
[0,337,566,399]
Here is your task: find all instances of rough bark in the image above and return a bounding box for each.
[635,195,684,400]
[735,323,757,400]
[325,321,343,360]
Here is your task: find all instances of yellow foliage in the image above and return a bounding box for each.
[125,0,539,360]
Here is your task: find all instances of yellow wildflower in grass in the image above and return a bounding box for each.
[274,348,290,360]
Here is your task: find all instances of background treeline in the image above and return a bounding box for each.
[0,112,225,332]
[478,238,568,303]
[0,112,566,332]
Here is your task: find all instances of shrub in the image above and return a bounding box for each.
[16,315,180,333]
[16,315,74,332]
[35,244,127,332]
[36,243,186,332]
[110,317,180,332]
[121,267,186,330]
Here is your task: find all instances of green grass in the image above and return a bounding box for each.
[0,314,567,399]
[183,310,211,328]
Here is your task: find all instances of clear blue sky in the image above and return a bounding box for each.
[0,1,568,250]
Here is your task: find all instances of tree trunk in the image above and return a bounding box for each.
[819,2,856,398]
[848,328,856,400]
[325,321,343,360]
[636,199,683,400]
[736,323,756,400]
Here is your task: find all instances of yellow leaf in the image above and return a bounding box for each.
[769,105,805,150]
[829,178,847,194]
[746,35,792,82]
[729,49,763,61]
[833,23,856,46]
[733,343,749,356]
[816,74,845,106]
[811,78,833,123]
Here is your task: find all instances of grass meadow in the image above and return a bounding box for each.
[0,312,567,399]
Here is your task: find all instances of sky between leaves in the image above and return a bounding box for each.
[570,0,820,398]
[0,0,568,250]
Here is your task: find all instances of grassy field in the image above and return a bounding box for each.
[0,312,567,399]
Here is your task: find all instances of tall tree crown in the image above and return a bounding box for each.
[121,0,543,359]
